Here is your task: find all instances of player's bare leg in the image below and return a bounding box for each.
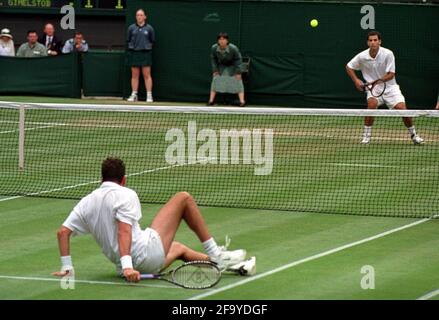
[362,98,378,144]
[393,102,424,144]
[393,102,412,127]
[150,192,246,270]
[162,241,208,269]
[150,192,211,255]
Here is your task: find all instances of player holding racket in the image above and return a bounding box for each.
[52,157,247,283]
[346,31,424,145]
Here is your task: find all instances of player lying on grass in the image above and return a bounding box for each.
[52,157,248,282]
[346,30,424,145]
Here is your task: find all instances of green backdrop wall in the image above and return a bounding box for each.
[82,51,126,97]
[0,53,81,98]
[127,0,439,108]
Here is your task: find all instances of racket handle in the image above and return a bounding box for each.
[140,274,157,280]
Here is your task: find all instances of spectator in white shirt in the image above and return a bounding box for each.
[62,32,89,54]
[0,28,15,57]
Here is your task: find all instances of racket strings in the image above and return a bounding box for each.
[173,263,220,289]
[371,82,386,97]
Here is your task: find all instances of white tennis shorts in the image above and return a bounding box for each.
[135,228,166,274]
[367,84,405,109]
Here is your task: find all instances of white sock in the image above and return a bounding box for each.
[147,92,153,98]
[202,238,221,257]
[364,126,372,137]
[408,126,416,137]
[131,91,138,95]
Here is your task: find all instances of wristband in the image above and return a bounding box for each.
[61,255,72,267]
[120,255,133,270]
[60,255,73,271]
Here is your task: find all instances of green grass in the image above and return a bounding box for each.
[0,196,437,300]
[1,97,437,299]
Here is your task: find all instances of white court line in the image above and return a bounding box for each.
[0,196,22,202]
[417,289,439,300]
[0,120,67,126]
[0,275,179,289]
[0,161,204,203]
[189,215,437,300]
[329,163,398,168]
[0,124,64,135]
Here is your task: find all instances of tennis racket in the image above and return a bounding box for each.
[139,260,221,289]
[362,79,386,98]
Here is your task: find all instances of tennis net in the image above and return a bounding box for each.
[1,101,438,218]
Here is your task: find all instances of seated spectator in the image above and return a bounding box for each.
[39,23,63,56]
[62,32,89,54]
[16,30,47,58]
[0,28,15,56]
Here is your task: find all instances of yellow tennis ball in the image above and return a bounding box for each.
[310,19,318,28]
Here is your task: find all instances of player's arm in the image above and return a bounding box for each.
[52,226,74,277]
[380,71,395,83]
[346,65,364,91]
[118,220,140,282]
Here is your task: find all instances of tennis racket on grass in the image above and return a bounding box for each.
[362,79,386,98]
[139,260,221,289]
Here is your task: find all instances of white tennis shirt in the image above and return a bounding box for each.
[347,46,397,86]
[63,181,147,267]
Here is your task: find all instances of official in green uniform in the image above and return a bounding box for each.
[208,33,245,107]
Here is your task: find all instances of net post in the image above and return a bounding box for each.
[18,105,25,170]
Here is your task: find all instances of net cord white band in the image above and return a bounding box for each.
[1,101,438,118]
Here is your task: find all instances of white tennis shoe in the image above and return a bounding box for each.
[361,135,371,144]
[127,93,138,102]
[412,135,424,145]
[210,236,247,271]
[211,249,247,271]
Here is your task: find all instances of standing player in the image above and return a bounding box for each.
[346,31,424,145]
[52,157,248,282]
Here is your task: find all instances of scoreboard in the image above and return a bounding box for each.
[0,1,73,8]
[0,0,126,14]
